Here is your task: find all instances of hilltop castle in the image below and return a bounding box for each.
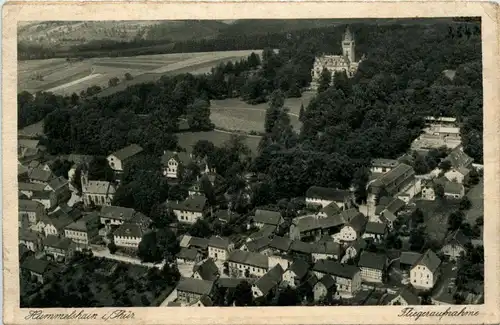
[310,27,362,89]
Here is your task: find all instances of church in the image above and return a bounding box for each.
[310,27,362,90]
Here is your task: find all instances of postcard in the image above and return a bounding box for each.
[2,1,499,324]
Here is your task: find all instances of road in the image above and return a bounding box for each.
[465,178,484,224]
[92,248,165,269]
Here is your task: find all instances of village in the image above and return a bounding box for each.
[18,113,484,307]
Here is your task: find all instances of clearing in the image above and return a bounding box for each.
[177,130,261,156]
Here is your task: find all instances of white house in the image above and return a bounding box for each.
[107,144,144,173]
[169,195,208,224]
[371,159,399,174]
[161,151,192,179]
[207,236,234,261]
[410,249,442,290]
[282,259,310,288]
[357,251,387,283]
[444,167,470,184]
[443,181,465,199]
[99,205,137,226]
[19,199,45,225]
[441,229,470,260]
[64,212,100,247]
[336,213,367,242]
[305,186,354,209]
[252,264,284,298]
[227,250,269,278]
[421,181,436,201]
[113,223,147,249]
[312,259,362,297]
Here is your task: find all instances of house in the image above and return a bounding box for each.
[382,287,420,305]
[445,167,470,184]
[192,295,213,307]
[252,264,284,298]
[18,199,45,225]
[177,247,202,264]
[66,154,94,188]
[240,236,272,255]
[289,240,315,262]
[443,181,465,199]
[247,225,276,242]
[176,277,214,304]
[282,259,310,288]
[357,251,387,283]
[43,235,76,262]
[316,202,342,219]
[18,182,46,199]
[362,222,388,243]
[441,229,470,260]
[313,274,336,301]
[188,237,210,255]
[27,167,55,185]
[312,259,362,297]
[107,144,144,173]
[341,238,367,263]
[399,251,422,274]
[113,222,147,249]
[305,186,354,209]
[208,236,234,261]
[188,181,204,197]
[20,256,57,284]
[161,151,192,179]
[193,258,220,281]
[214,209,239,224]
[371,159,399,174]
[99,205,137,227]
[268,236,292,255]
[366,164,415,208]
[64,212,100,247]
[311,240,342,262]
[410,249,442,290]
[41,210,74,237]
[19,244,35,262]
[81,172,116,207]
[31,190,58,209]
[289,216,323,241]
[169,195,208,224]
[421,181,436,201]
[44,176,70,202]
[336,212,367,242]
[379,198,407,230]
[227,250,269,278]
[251,209,284,229]
[19,229,42,252]
[444,146,474,170]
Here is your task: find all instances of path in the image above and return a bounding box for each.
[92,248,165,269]
[46,73,102,92]
[213,128,262,138]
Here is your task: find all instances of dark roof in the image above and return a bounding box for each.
[198,295,213,306]
[245,236,272,253]
[19,229,40,242]
[287,259,310,279]
[189,237,209,250]
[313,260,360,279]
[47,176,68,191]
[45,212,73,231]
[216,277,256,288]
[399,251,422,266]
[269,236,292,252]
[28,167,54,182]
[306,186,352,202]
[227,250,268,269]
[208,236,231,249]
[193,258,219,281]
[311,240,341,256]
[109,144,143,161]
[397,287,420,305]
[365,222,387,235]
[43,235,73,250]
[316,274,335,289]
[319,202,342,217]
[294,216,322,233]
[169,195,207,213]
[358,251,387,270]
[350,238,367,252]
[247,225,275,241]
[444,181,464,195]
[176,277,214,296]
[445,147,474,169]
[445,229,471,247]
[19,199,44,211]
[65,212,99,232]
[18,182,46,192]
[161,151,191,166]
[114,222,146,238]
[100,206,136,221]
[177,247,200,261]
[215,210,238,223]
[378,163,413,186]
[413,249,441,273]
[346,213,367,233]
[21,256,52,274]
[253,264,284,295]
[290,240,315,254]
[253,209,282,226]
[31,190,53,200]
[385,198,406,214]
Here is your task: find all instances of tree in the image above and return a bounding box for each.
[167,184,188,201]
[264,90,285,134]
[276,287,300,306]
[188,219,212,238]
[317,67,332,93]
[409,226,427,252]
[108,242,117,254]
[50,159,73,178]
[459,197,472,210]
[87,156,115,182]
[149,203,176,229]
[124,73,133,81]
[234,281,253,306]
[448,210,465,231]
[186,98,214,131]
[410,208,425,227]
[299,103,305,122]
[192,140,215,159]
[138,231,163,263]
[434,183,445,199]
[108,77,120,87]
[438,160,452,172]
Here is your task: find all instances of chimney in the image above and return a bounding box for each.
[163,150,167,155]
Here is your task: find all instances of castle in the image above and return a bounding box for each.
[310,27,362,90]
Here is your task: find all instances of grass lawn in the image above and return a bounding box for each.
[177,130,261,156]
[416,199,460,242]
[465,178,484,224]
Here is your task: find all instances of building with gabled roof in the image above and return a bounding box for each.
[371,159,399,174]
[113,222,148,249]
[169,195,208,224]
[252,208,284,229]
[305,186,354,209]
[311,240,342,262]
[28,167,55,185]
[81,171,116,207]
[107,144,144,173]
[443,181,465,199]
[366,164,415,208]
[252,264,284,298]
[441,229,471,260]
[19,199,45,225]
[240,236,272,255]
[312,260,361,297]
[64,212,100,247]
[176,277,214,304]
[357,251,387,283]
[410,249,442,290]
[193,258,220,281]
[444,146,474,170]
[362,222,388,242]
[100,205,136,226]
[43,235,76,261]
[207,236,234,261]
[382,287,420,305]
[282,259,310,288]
[336,211,367,242]
[269,236,292,254]
[227,250,269,278]
[177,247,202,264]
[313,274,336,302]
[21,256,58,284]
[161,150,192,179]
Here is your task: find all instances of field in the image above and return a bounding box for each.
[18,49,264,96]
[210,91,315,133]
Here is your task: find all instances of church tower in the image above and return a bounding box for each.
[342,26,355,63]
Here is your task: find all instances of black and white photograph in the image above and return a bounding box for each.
[4,3,497,323]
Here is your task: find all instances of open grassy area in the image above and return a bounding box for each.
[465,178,484,224]
[177,130,261,156]
[416,199,460,243]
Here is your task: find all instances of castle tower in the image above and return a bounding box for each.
[342,26,355,63]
